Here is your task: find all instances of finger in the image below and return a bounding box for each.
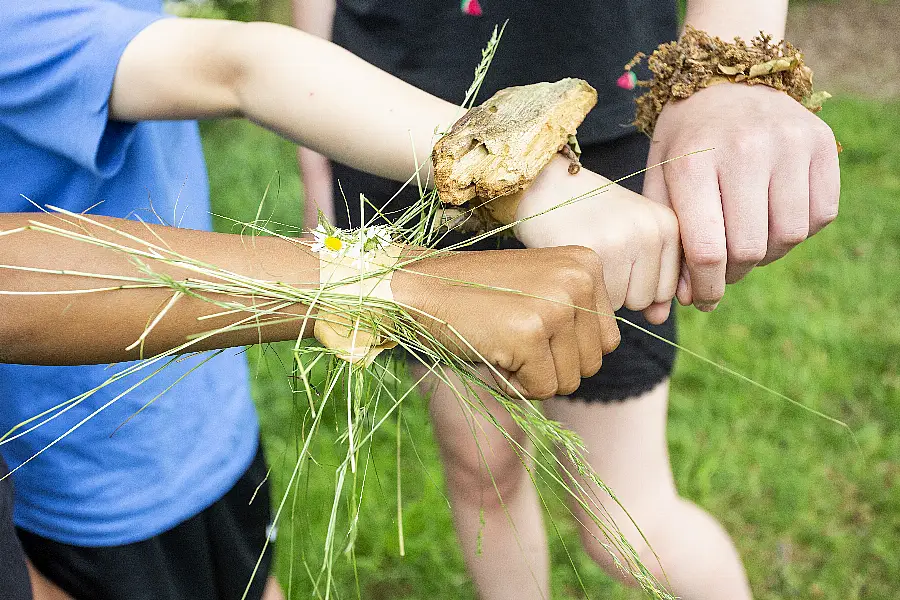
[590,266,621,355]
[570,278,605,377]
[601,260,630,312]
[675,261,692,306]
[760,147,810,265]
[654,207,681,304]
[572,249,618,361]
[664,152,727,309]
[492,367,528,400]
[645,150,683,307]
[808,123,841,236]
[720,154,771,285]
[549,318,583,396]
[624,245,661,311]
[505,335,558,400]
[642,301,671,325]
[643,140,672,208]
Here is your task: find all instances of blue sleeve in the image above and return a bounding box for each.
[0,2,165,176]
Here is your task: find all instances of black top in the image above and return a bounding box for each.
[333,0,678,144]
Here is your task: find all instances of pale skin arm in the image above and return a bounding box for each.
[111,18,458,183]
[292,0,337,228]
[642,0,840,309]
[112,15,683,321]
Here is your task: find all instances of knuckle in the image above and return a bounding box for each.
[560,264,595,297]
[772,224,809,247]
[729,243,768,265]
[812,205,839,232]
[685,242,727,268]
[777,122,807,148]
[731,130,769,157]
[664,151,712,183]
[636,215,664,248]
[561,245,600,268]
[540,304,568,329]
[514,313,547,342]
[655,206,679,239]
[599,229,631,256]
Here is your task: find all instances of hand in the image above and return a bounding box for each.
[513,156,681,325]
[643,83,840,310]
[392,246,621,399]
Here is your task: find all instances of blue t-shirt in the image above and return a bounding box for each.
[0,1,259,546]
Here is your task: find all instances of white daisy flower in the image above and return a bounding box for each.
[311,224,345,255]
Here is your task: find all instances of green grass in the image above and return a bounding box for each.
[200,96,900,599]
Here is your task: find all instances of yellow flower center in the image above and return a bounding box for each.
[324,236,343,251]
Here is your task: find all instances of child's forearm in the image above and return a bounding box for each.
[111,18,458,184]
[0,213,621,399]
[0,213,319,365]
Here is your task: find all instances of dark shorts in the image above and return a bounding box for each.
[331,132,677,402]
[1,454,32,600]
[18,444,274,600]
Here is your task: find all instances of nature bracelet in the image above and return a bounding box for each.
[619,26,832,137]
[311,79,600,359]
[309,224,402,366]
[432,78,597,229]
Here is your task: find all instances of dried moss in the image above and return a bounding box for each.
[627,26,829,136]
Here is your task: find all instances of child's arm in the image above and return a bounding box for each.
[639,0,839,310]
[0,214,619,399]
[111,18,457,185]
[108,17,684,321]
[292,0,337,228]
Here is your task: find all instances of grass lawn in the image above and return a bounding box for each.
[200,96,900,599]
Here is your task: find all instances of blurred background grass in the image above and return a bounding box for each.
[189,0,900,596]
[201,96,900,600]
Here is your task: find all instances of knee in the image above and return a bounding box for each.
[578,500,672,586]
[442,438,528,510]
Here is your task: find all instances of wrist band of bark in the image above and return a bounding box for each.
[313,242,402,366]
[432,78,597,229]
[623,26,832,137]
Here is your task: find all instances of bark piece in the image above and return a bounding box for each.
[432,79,597,208]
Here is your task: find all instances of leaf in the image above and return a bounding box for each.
[802,90,833,112]
[717,64,743,76]
[748,55,800,78]
[567,134,582,158]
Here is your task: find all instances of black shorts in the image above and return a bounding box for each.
[18,444,274,600]
[1,454,32,600]
[331,132,677,402]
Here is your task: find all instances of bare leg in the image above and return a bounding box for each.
[262,576,285,600]
[415,363,549,600]
[27,560,72,600]
[544,381,752,599]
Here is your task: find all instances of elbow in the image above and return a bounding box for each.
[217,20,282,119]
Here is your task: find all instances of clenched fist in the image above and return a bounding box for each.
[392,246,621,399]
[513,155,681,325]
[644,83,840,310]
